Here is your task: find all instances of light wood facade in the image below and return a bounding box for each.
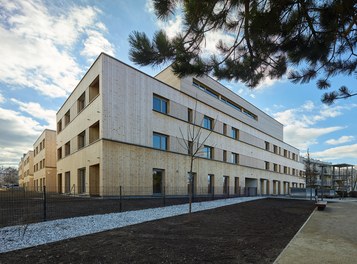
[56,53,305,196]
[33,129,57,192]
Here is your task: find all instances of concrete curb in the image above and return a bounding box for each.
[273,207,317,264]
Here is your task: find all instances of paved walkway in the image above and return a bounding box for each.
[274,199,357,264]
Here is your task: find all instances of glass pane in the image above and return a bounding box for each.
[161,136,167,150]
[161,100,167,113]
[153,97,161,111]
[153,134,161,149]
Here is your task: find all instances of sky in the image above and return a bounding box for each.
[0,0,356,167]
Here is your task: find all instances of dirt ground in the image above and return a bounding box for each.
[0,199,315,264]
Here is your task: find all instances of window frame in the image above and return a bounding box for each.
[153,132,168,151]
[153,94,168,114]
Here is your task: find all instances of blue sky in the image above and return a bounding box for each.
[0,0,356,167]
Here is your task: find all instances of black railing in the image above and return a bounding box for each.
[0,185,257,228]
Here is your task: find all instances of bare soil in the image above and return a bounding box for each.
[0,198,315,264]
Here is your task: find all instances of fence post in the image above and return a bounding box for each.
[43,186,47,222]
[119,185,122,212]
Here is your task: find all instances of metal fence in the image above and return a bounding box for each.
[0,186,257,228]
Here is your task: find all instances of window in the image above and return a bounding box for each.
[64,110,70,126]
[188,108,193,123]
[203,115,213,130]
[57,147,62,160]
[42,139,45,149]
[265,141,270,151]
[292,168,296,175]
[89,76,99,102]
[153,95,168,114]
[284,166,288,174]
[77,92,85,113]
[284,149,288,157]
[43,159,45,167]
[57,119,62,133]
[231,153,239,164]
[223,123,227,135]
[273,163,278,172]
[89,121,100,143]
[273,145,278,154]
[223,150,227,162]
[234,177,239,195]
[65,141,71,156]
[265,161,270,170]
[231,127,239,140]
[188,141,193,155]
[202,145,213,159]
[153,133,168,150]
[193,80,219,98]
[292,153,296,160]
[78,130,86,149]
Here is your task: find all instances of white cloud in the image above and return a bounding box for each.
[272,102,353,150]
[311,144,357,161]
[0,107,44,166]
[80,29,115,61]
[0,0,115,98]
[10,99,56,129]
[325,136,355,145]
[0,93,5,103]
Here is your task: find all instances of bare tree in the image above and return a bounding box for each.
[304,150,319,200]
[0,166,18,185]
[177,101,216,213]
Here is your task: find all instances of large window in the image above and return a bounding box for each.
[153,132,168,150]
[231,127,239,140]
[203,145,213,159]
[78,130,86,149]
[153,95,168,114]
[231,153,239,164]
[65,141,71,156]
[203,115,213,130]
[77,92,85,113]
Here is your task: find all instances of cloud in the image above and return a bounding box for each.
[0,0,115,98]
[10,98,56,129]
[325,136,355,145]
[81,29,115,61]
[272,102,354,150]
[0,107,44,166]
[311,144,357,162]
[0,93,5,103]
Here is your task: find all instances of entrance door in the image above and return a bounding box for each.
[153,169,164,195]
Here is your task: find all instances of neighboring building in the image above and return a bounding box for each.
[22,150,34,190]
[332,163,355,193]
[301,157,333,188]
[18,154,25,187]
[33,129,57,192]
[56,53,305,197]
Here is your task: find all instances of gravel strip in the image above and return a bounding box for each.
[0,196,263,253]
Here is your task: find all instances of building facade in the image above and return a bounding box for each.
[33,129,57,192]
[22,151,34,190]
[56,53,305,197]
[18,155,25,187]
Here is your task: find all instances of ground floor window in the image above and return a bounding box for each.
[78,168,86,194]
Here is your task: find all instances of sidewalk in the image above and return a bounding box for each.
[274,199,357,264]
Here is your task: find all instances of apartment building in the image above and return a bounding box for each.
[33,129,57,192]
[56,53,305,197]
[21,150,34,190]
[18,155,25,187]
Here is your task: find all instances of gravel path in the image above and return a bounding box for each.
[0,196,263,253]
